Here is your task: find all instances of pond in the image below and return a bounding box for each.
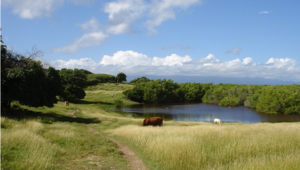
[113,103,300,123]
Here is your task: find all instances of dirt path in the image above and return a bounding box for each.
[86,125,149,170]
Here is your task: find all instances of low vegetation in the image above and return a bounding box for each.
[1,96,131,170]
[109,123,300,170]
[2,44,300,169]
[2,82,300,170]
[124,79,300,114]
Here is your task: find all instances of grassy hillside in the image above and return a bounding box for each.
[2,83,300,170]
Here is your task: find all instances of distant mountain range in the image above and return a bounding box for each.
[127,75,299,85]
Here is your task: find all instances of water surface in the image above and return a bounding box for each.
[113,103,300,123]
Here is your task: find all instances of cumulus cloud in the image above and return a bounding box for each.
[225,46,242,55]
[51,58,98,68]
[99,51,191,67]
[53,31,108,53]
[243,57,253,65]
[100,51,151,66]
[49,51,300,81]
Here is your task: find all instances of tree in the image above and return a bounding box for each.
[130,76,150,84]
[46,67,63,104]
[1,45,60,108]
[116,72,127,83]
[59,68,87,101]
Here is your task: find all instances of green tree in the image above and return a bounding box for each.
[1,45,60,108]
[59,68,87,101]
[116,72,127,83]
[46,67,63,104]
[130,76,150,84]
[114,99,124,107]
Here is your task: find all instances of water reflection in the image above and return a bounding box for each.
[113,103,300,123]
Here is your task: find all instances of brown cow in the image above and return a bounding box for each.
[142,117,163,126]
[65,101,69,106]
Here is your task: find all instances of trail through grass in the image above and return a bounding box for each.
[2,83,300,170]
[108,123,300,170]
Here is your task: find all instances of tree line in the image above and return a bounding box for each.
[1,45,126,109]
[2,45,299,114]
[124,78,300,115]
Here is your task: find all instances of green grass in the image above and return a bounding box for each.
[2,82,300,170]
[1,116,130,170]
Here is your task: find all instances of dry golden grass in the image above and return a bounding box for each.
[1,120,57,170]
[109,123,300,170]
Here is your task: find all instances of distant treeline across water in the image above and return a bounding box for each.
[123,77,300,115]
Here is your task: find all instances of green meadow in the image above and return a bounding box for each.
[2,83,300,170]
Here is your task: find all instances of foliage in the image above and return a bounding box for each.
[124,78,211,104]
[116,72,127,83]
[59,68,87,101]
[219,97,240,107]
[114,99,124,107]
[143,79,179,103]
[79,69,93,74]
[125,78,300,114]
[1,45,60,108]
[130,76,151,84]
[87,73,116,85]
[202,84,300,114]
[123,81,146,103]
[176,82,212,102]
[253,85,300,114]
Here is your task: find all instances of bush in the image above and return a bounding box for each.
[219,97,240,107]
[114,99,124,107]
[284,106,300,115]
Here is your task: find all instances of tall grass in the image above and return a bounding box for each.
[1,116,130,170]
[1,117,58,170]
[109,123,300,170]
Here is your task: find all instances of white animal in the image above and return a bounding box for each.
[214,118,221,125]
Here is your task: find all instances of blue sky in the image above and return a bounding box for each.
[2,0,300,82]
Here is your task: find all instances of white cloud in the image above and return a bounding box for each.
[104,0,146,34]
[53,31,108,53]
[103,0,201,35]
[49,51,300,81]
[100,51,151,66]
[78,17,100,31]
[153,54,192,66]
[3,0,64,19]
[48,0,201,53]
[3,0,94,19]
[145,0,201,34]
[99,51,191,67]
[259,11,270,14]
[50,58,98,69]
[243,57,253,65]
